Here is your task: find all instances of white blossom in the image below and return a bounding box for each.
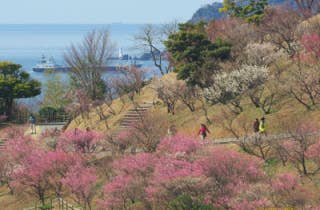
[244,42,287,66]
[205,65,269,104]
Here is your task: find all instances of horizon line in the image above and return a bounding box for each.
[0,21,185,25]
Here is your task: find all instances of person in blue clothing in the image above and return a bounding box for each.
[29,114,36,134]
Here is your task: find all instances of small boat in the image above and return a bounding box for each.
[32,55,142,73]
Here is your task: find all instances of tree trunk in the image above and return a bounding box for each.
[302,155,308,175]
[249,94,260,108]
[37,187,45,206]
[5,98,13,121]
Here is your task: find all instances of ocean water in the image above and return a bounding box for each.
[0,24,162,109]
[0,24,145,67]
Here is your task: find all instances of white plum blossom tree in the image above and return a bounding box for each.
[243,42,288,66]
[205,65,268,113]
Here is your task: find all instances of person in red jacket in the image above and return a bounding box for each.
[198,124,210,140]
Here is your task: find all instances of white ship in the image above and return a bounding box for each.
[32,55,68,72]
[32,54,142,73]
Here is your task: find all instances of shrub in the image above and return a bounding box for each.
[167,194,220,210]
[58,129,104,154]
[197,146,265,209]
[39,204,53,210]
[270,173,312,208]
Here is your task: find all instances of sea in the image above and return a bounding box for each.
[0,24,163,110]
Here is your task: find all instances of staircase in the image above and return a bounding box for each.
[92,102,154,160]
[0,138,7,151]
[112,101,154,138]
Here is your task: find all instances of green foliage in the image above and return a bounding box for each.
[39,106,67,122]
[219,0,268,23]
[165,22,231,87]
[42,72,71,109]
[0,61,41,119]
[167,194,220,210]
[39,203,53,210]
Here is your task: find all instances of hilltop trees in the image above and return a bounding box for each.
[65,30,115,101]
[0,61,41,120]
[62,163,97,210]
[165,22,231,87]
[100,135,267,209]
[285,33,320,110]
[205,65,269,113]
[58,129,104,154]
[3,126,320,209]
[42,71,71,110]
[112,67,147,101]
[134,22,178,75]
[2,129,101,208]
[294,0,320,18]
[219,0,268,23]
[259,7,302,56]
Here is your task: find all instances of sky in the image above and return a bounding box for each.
[0,0,216,24]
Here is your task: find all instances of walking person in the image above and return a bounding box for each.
[259,117,267,136]
[29,114,36,134]
[253,118,260,133]
[198,123,210,140]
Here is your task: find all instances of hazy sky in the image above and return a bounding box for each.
[0,0,216,24]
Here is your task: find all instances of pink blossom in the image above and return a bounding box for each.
[271,173,299,192]
[0,126,26,139]
[197,146,264,208]
[100,175,133,209]
[235,198,270,210]
[62,162,97,201]
[306,140,320,166]
[157,134,201,155]
[113,153,157,176]
[146,156,204,203]
[4,135,36,162]
[58,129,104,153]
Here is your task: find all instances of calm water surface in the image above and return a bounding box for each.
[0,24,162,109]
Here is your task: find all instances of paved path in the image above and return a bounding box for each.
[211,131,320,144]
[25,122,66,137]
[97,131,320,159]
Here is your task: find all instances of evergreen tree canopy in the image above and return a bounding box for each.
[165,22,231,87]
[219,0,268,23]
[0,61,41,119]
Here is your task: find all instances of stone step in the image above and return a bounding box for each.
[122,117,142,121]
[120,121,135,125]
[119,125,131,128]
[133,105,151,108]
[120,123,138,127]
[126,112,146,116]
[129,108,150,111]
[121,119,141,122]
[0,140,7,150]
[124,114,144,118]
[128,109,148,113]
[134,106,152,109]
[126,109,147,113]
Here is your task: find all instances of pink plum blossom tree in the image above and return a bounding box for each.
[58,129,104,154]
[62,162,97,210]
[270,173,312,208]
